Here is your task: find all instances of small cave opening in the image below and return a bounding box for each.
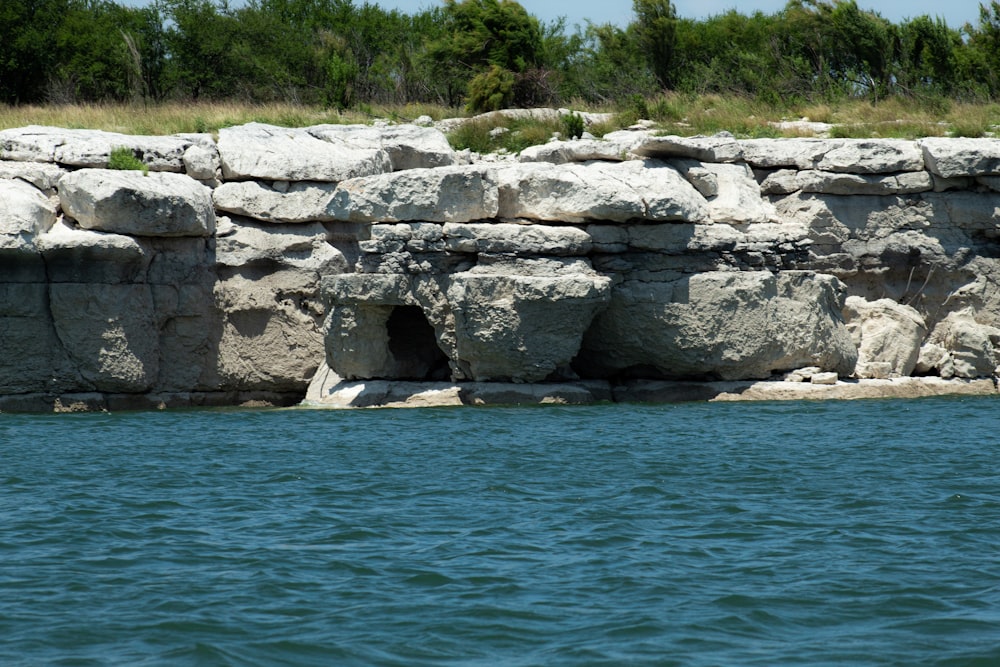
[385,305,450,381]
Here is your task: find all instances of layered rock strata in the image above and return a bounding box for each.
[1,121,998,410]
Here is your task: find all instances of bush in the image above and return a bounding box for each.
[561,111,585,139]
[108,146,148,174]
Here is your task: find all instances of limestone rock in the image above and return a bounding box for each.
[811,372,839,385]
[443,222,592,256]
[59,169,215,237]
[578,271,857,380]
[843,296,926,378]
[0,160,67,190]
[217,123,392,181]
[673,160,773,223]
[0,282,83,393]
[183,143,220,180]
[632,134,743,163]
[215,216,347,274]
[326,166,499,223]
[307,123,456,171]
[447,259,612,382]
[741,139,843,170]
[0,125,191,172]
[496,160,709,223]
[919,137,1000,178]
[796,170,933,195]
[37,219,150,283]
[518,139,628,164]
[49,283,159,393]
[214,270,328,391]
[926,310,1000,378]
[815,139,925,174]
[212,181,337,223]
[0,179,57,253]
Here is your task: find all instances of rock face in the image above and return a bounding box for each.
[2,123,1000,410]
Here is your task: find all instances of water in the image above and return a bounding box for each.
[2,397,999,666]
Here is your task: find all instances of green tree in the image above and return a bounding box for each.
[630,0,676,89]
[0,0,71,103]
[425,0,543,110]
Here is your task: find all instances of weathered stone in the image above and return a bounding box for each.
[183,143,220,180]
[443,222,592,256]
[518,139,628,164]
[59,169,215,237]
[811,372,839,385]
[0,160,67,190]
[214,270,327,391]
[632,134,743,163]
[673,160,774,223]
[217,123,392,181]
[919,137,1000,178]
[214,216,347,274]
[796,170,933,195]
[212,181,337,223]
[326,166,499,223]
[497,160,709,223]
[741,138,843,170]
[926,310,1000,378]
[816,139,925,174]
[577,271,857,381]
[843,296,926,378]
[0,126,191,171]
[0,179,57,253]
[37,220,150,284]
[49,283,159,392]
[447,261,612,382]
[307,123,456,171]
[0,283,82,393]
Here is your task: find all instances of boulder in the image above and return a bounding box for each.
[307,123,456,171]
[673,160,774,223]
[741,138,843,170]
[577,270,857,380]
[496,160,709,223]
[0,125,191,172]
[919,137,1000,178]
[326,165,499,223]
[815,139,925,174]
[0,179,57,253]
[447,259,612,382]
[59,169,215,237]
[217,123,392,181]
[843,296,927,378]
[925,310,1000,378]
[183,143,220,180]
[0,160,67,190]
[212,181,337,223]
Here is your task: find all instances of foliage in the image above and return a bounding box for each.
[107,145,148,174]
[561,111,584,139]
[2,0,1000,113]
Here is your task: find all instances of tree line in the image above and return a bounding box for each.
[3,0,1000,111]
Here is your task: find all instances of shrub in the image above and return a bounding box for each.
[561,111,585,139]
[107,146,148,174]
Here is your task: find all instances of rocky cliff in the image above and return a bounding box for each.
[1,119,999,411]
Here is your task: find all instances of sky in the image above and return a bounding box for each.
[115,0,986,29]
[366,0,984,30]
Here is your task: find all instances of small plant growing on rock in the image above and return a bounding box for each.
[562,111,585,139]
[108,146,148,175]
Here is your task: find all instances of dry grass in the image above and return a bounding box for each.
[0,96,996,142]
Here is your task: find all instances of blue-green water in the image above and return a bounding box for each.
[2,397,999,666]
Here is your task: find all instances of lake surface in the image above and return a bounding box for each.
[2,397,999,665]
